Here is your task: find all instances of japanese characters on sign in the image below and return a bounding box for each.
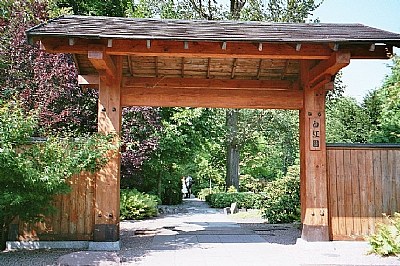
[310,117,321,151]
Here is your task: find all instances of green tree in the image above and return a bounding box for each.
[0,101,118,250]
[369,56,400,143]
[326,96,372,143]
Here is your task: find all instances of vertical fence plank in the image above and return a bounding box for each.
[343,149,354,236]
[381,150,390,217]
[52,195,62,237]
[358,149,368,236]
[77,173,86,238]
[69,176,78,237]
[395,150,400,216]
[85,173,95,237]
[365,150,375,234]
[373,150,383,224]
[350,149,361,237]
[335,149,346,239]
[388,150,396,215]
[327,149,338,239]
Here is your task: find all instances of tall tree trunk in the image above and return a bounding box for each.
[0,222,8,251]
[226,109,240,190]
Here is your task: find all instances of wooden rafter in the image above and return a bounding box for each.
[155,56,159,77]
[181,57,185,78]
[72,54,80,73]
[206,58,211,79]
[256,59,263,80]
[281,60,290,80]
[231,58,238,79]
[127,55,133,76]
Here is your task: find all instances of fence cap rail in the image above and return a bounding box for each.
[327,143,400,149]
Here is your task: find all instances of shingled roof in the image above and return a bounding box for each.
[27,15,400,45]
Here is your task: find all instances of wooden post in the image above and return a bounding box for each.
[93,56,122,242]
[299,61,330,241]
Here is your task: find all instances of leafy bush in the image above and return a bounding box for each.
[368,213,400,256]
[239,174,267,193]
[259,165,300,223]
[120,189,161,220]
[197,187,221,201]
[206,192,264,209]
[0,101,118,250]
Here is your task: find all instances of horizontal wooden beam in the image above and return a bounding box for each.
[39,37,334,60]
[309,52,350,86]
[342,44,393,59]
[121,86,303,109]
[37,37,395,60]
[122,77,293,90]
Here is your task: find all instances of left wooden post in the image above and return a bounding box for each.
[93,55,122,242]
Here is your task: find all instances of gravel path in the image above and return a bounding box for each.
[1,198,399,265]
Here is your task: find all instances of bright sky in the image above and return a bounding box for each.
[312,0,400,102]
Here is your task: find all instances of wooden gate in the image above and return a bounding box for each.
[327,144,400,240]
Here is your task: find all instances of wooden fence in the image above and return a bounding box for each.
[327,144,400,240]
[9,172,95,241]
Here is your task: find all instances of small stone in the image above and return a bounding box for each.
[223,207,231,215]
[230,202,238,214]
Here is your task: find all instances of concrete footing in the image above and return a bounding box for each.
[6,240,120,251]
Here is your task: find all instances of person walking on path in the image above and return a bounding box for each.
[181,176,188,198]
[184,176,193,198]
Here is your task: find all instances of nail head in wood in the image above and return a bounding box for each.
[221,42,227,50]
[333,43,339,51]
[369,43,375,52]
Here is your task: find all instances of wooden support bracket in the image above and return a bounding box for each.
[88,45,117,80]
[309,52,350,88]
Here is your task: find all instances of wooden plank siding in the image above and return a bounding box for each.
[327,145,400,240]
[11,173,95,241]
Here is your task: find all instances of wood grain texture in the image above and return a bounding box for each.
[327,146,400,240]
[13,173,95,241]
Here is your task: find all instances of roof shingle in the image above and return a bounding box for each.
[27,15,400,45]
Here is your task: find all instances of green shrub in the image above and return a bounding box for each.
[259,165,300,223]
[239,174,267,193]
[197,187,221,201]
[0,101,118,250]
[368,213,400,256]
[206,192,264,209]
[120,189,161,220]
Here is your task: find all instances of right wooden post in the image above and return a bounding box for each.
[299,61,330,241]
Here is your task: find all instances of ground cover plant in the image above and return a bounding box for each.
[368,213,400,256]
[120,189,161,220]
